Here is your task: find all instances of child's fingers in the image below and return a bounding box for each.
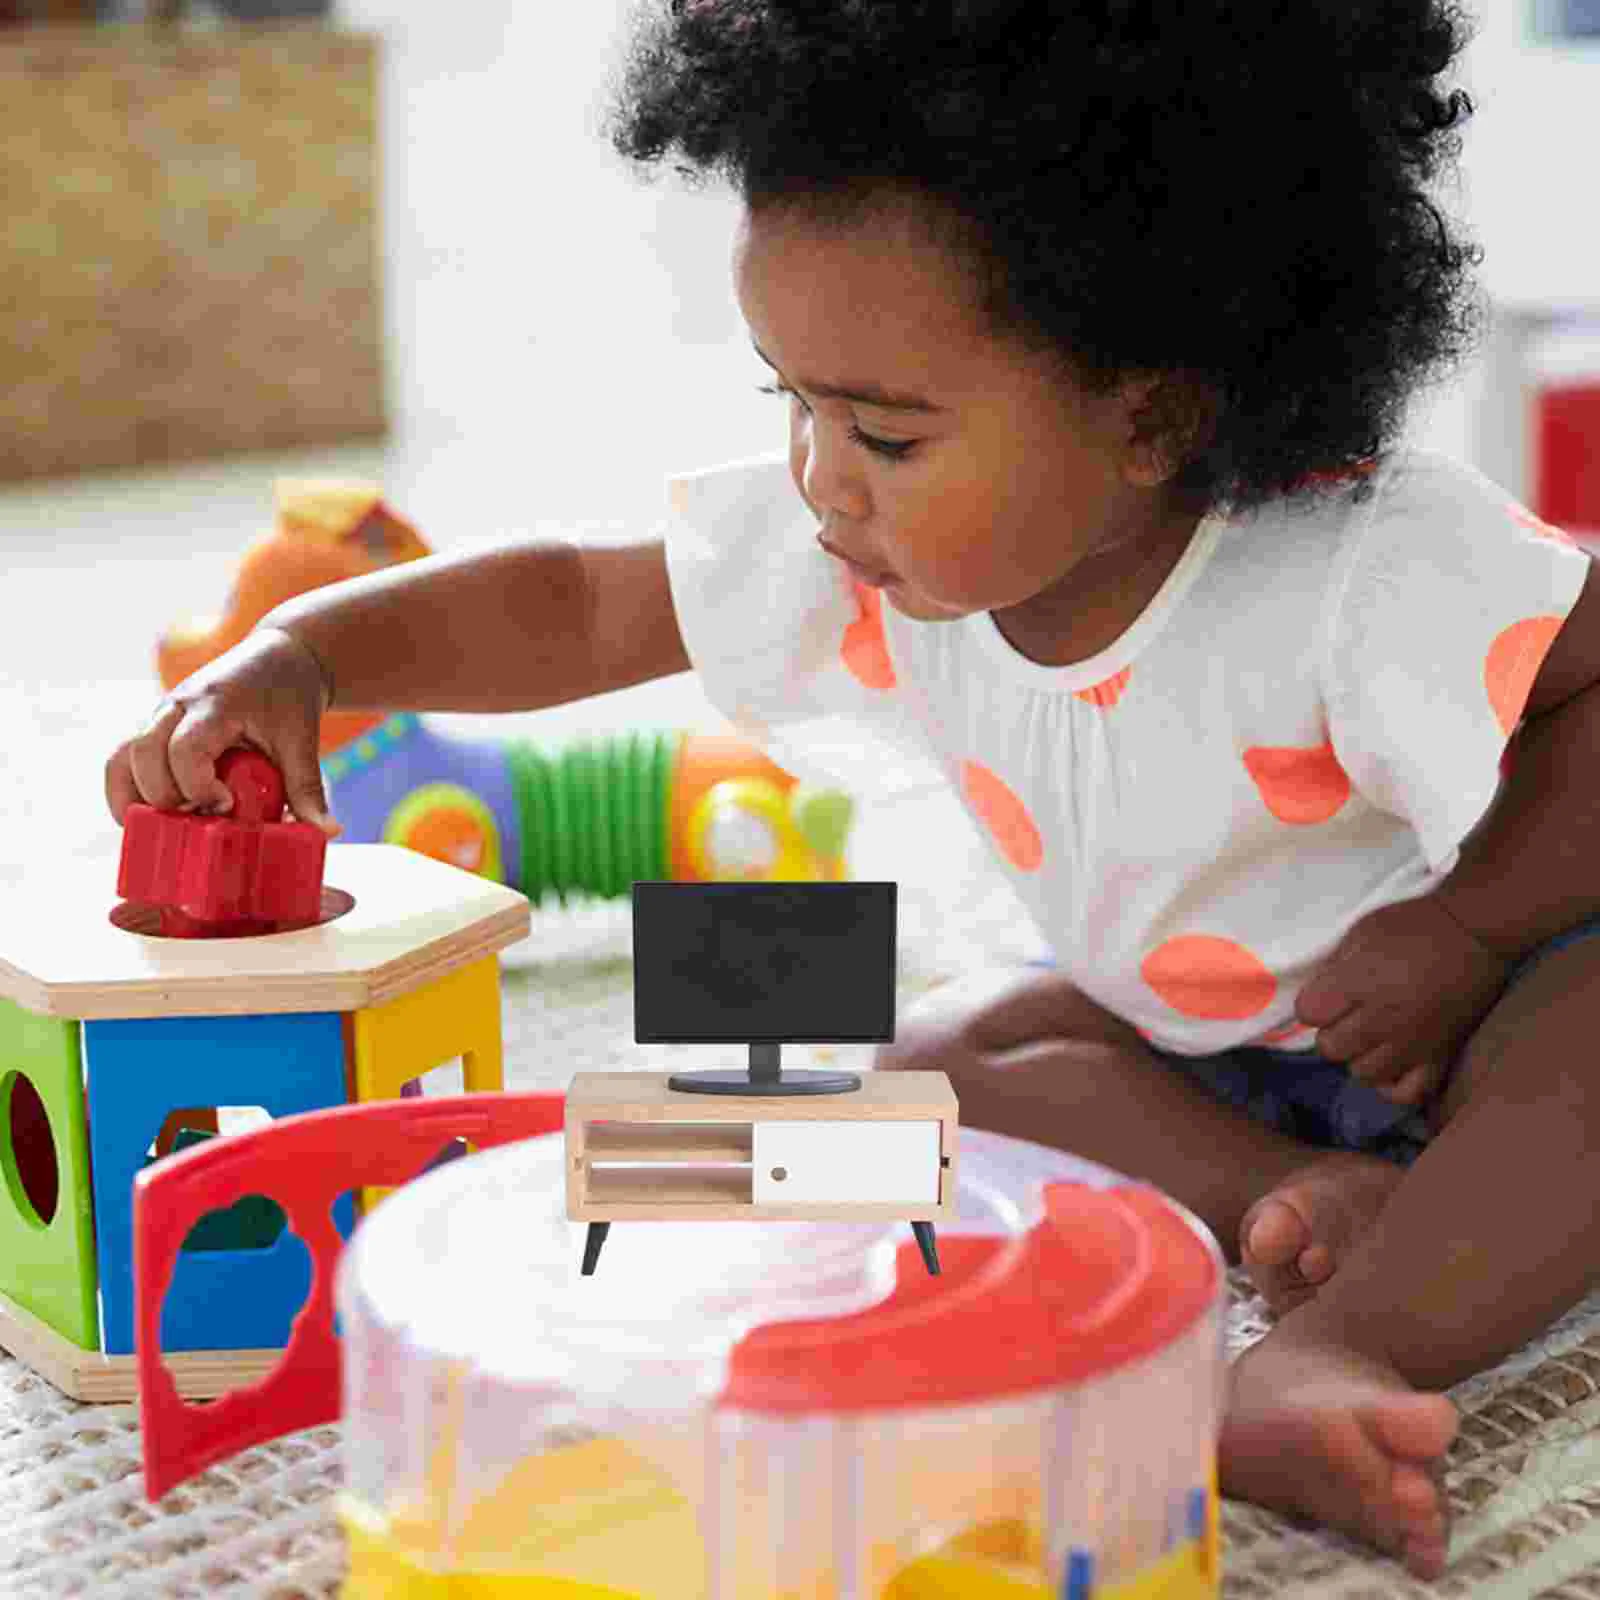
[1344,1037,1402,1087]
[123,703,191,813]
[104,742,144,824]
[163,704,242,814]
[281,738,341,836]
[1375,1061,1438,1106]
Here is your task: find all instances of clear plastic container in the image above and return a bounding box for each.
[337,1132,901,1590]
[336,1123,1224,1599]
[712,1172,1225,1597]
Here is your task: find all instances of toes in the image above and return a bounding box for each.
[1241,1196,1309,1268]
[1369,1393,1460,1461]
[1240,1197,1321,1310]
[1403,1532,1451,1581]
[1240,1156,1405,1311]
[1297,1242,1335,1284]
[1389,1461,1440,1517]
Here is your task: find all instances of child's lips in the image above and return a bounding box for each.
[819,538,897,588]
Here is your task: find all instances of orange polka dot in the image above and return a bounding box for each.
[1485,615,1565,736]
[1241,740,1351,825]
[1142,936,1277,1021]
[841,579,897,691]
[1511,505,1579,547]
[1074,667,1132,708]
[959,760,1044,872]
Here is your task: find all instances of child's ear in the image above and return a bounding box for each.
[1120,374,1219,489]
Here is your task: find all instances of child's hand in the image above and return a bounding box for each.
[1294,897,1514,1107]
[104,626,341,836]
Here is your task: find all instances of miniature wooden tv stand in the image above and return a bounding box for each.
[565,1070,958,1276]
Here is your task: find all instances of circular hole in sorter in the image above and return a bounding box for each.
[108,885,356,939]
[1,1071,59,1228]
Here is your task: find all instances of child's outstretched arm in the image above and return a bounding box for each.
[264,536,691,715]
[107,537,691,828]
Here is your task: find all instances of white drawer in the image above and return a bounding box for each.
[751,1120,941,1205]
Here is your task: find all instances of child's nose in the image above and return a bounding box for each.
[799,430,869,522]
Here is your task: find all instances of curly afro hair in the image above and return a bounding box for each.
[601,0,1481,514]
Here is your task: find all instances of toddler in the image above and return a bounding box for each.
[106,0,1600,1577]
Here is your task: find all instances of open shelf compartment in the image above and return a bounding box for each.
[584,1121,754,1165]
[584,1166,754,1207]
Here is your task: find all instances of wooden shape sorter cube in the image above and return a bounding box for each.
[0,843,529,1403]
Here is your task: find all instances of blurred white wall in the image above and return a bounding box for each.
[335,0,777,536]
[1367,0,1600,491]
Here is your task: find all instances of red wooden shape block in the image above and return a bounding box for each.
[118,807,326,925]
[116,746,324,932]
[180,813,326,922]
[134,1092,566,1502]
[214,747,287,825]
[117,803,190,908]
[157,907,277,940]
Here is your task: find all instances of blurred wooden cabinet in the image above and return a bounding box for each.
[0,23,386,483]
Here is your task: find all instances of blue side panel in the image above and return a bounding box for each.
[84,1011,351,1355]
[322,718,521,888]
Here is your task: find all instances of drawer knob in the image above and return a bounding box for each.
[770,1166,788,1182]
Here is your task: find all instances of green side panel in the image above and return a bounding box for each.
[0,997,98,1350]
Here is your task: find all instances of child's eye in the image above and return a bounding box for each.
[756,383,918,463]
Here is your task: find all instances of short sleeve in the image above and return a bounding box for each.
[1321,451,1590,874]
[661,452,945,797]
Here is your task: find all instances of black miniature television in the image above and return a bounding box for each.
[630,880,897,1095]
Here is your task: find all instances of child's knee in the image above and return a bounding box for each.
[877,964,1067,1072]
[904,966,1048,1034]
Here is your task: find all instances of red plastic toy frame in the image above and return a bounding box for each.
[133,1091,565,1501]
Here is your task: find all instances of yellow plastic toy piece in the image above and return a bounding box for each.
[341,1471,1220,1600]
[350,954,505,1209]
[339,1434,703,1600]
[341,1503,642,1598]
[686,778,823,882]
[886,1541,1214,1600]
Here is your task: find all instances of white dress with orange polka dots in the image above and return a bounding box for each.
[661,448,1589,1056]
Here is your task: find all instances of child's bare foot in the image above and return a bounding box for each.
[1223,1311,1458,1579]
[1239,1152,1405,1313]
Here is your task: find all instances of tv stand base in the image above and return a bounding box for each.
[666,1068,862,1095]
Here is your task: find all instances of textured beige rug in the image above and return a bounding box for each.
[8,901,1600,1600]
[7,476,1600,1597]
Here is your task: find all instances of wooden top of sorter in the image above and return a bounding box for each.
[0,844,530,1020]
[567,1070,957,1123]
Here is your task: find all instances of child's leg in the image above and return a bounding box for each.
[1225,934,1600,1577]
[878,965,1351,1259]
[880,966,1456,1572]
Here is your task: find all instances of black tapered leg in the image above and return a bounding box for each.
[581,1221,611,1276]
[911,1220,941,1276]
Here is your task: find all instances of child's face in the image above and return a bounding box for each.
[732,198,1184,628]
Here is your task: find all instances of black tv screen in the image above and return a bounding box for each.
[631,881,897,1044]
